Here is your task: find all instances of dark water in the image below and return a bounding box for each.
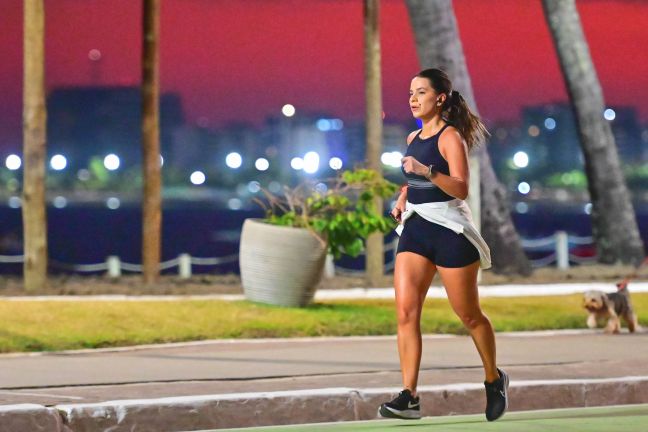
[1,202,647,275]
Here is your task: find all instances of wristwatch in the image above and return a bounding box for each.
[426,164,437,180]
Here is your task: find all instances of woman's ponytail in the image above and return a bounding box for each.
[444,89,490,151]
[414,69,490,151]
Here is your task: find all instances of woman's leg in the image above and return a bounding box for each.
[437,261,499,383]
[393,251,437,396]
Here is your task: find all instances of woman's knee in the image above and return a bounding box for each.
[457,309,487,330]
[396,303,421,327]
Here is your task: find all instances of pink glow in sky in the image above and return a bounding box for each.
[1,0,647,149]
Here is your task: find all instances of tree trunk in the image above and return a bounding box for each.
[22,0,48,291]
[142,0,162,283]
[364,0,384,286]
[405,0,531,275]
[542,0,644,264]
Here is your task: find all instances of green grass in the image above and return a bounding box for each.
[1,293,647,353]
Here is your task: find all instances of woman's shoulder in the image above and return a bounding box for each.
[406,129,421,146]
[439,123,462,143]
[438,123,467,152]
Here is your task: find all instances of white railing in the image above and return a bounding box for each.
[0,253,239,279]
[0,231,596,277]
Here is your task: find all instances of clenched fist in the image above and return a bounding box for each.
[401,156,428,177]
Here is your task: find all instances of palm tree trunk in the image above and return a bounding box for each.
[405,0,531,275]
[142,0,162,283]
[542,0,644,264]
[364,0,384,286]
[22,0,48,291]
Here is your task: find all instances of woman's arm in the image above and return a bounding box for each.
[432,127,469,200]
[390,131,418,222]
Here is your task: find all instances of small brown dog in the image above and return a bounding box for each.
[583,282,640,334]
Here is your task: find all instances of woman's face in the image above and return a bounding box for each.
[409,77,444,119]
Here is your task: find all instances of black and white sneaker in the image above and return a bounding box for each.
[378,389,421,420]
[484,368,509,421]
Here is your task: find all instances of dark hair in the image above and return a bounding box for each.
[414,68,490,150]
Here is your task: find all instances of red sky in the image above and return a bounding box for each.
[1,0,647,150]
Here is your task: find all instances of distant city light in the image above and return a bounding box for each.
[316,119,331,131]
[88,49,102,61]
[103,154,120,171]
[8,196,21,209]
[255,158,269,171]
[517,182,531,195]
[544,117,556,130]
[527,125,540,137]
[190,171,206,185]
[282,104,296,117]
[381,151,404,168]
[329,157,343,170]
[106,197,120,210]
[584,203,593,215]
[316,119,344,132]
[512,151,529,168]
[303,151,320,174]
[5,154,21,170]
[604,108,616,121]
[247,181,261,193]
[77,169,91,181]
[515,202,529,214]
[268,181,282,193]
[53,196,67,209]
[228,198,242,210]
[291,157,304,170]
[50,154,67,170]
[226,152,242,169]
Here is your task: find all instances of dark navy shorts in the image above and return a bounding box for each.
[396,213,480,268]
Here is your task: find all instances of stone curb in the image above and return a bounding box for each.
[2,377,648,431]
[0,404,67,432]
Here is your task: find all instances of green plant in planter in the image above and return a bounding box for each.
[254,169,400,259]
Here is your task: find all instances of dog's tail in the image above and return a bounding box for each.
[616,256,648,292]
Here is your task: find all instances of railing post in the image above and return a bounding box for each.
[178,253,192,279]
[324,253,335,278]
[107,256,121,278]
[555,231,569,270]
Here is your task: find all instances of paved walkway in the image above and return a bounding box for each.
[1,329,646,405]
[1,330,648,430]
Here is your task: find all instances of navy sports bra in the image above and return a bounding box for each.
[401,123,454,203]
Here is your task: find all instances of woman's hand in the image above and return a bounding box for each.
[390,197,407,223]
[401,156,429,177]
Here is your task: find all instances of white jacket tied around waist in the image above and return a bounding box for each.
[395,199,492,269]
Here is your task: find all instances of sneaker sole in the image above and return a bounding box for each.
[378,405,421,420]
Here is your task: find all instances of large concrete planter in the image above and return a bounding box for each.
[239,218,327,307]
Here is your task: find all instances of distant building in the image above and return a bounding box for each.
[47,86,184,170]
